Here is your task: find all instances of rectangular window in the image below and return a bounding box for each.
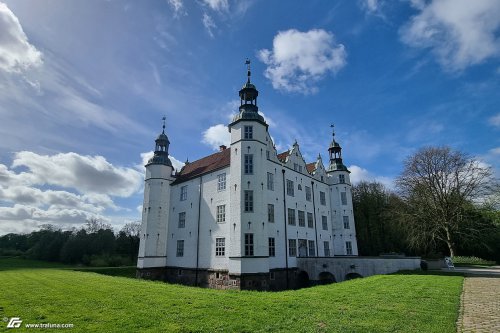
[267,172,274,190]
[298,239,307,257]
[178,212,186,228]
[343,215,350,229]
[288,239,297,257]
[322,216,328,230]
[339,174,345,184]
[215,237,225,256]
[341,192,347,205]
[244,154,253,174]
[244,125,253,139]
[298,210,305,227]
[324,241,330,257]
[180,185,187,201]
[176,240,184,257]
[308,240,315,257]
[268,204,274,223]
[217,173,226,191]
[299,165,303,173]
[286,179,294,196]
[266,150,270,159]
[245,233,254,256]
[320,191,326,205]
[287,208,296,226]
[307,212,314,228]
[305,186,312,201]
[244,190,253,212]
[268,237,275,257]
[346,241,353,255]
[216,205,226,223]
[294,163,298,171]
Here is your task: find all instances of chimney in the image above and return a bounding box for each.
[219,145,227,151]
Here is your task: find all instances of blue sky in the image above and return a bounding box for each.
[0,0,499,234]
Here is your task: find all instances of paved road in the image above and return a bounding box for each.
[456,266,500,333]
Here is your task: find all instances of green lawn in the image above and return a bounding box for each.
[0,259,463,332]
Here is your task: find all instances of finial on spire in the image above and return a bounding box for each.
[162,116,166,133]
[245,58,251,83]
[330,123,335,138]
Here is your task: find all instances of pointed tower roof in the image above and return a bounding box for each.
[230,59,267,127]
[327,124,349,172]
[147,117,173,167]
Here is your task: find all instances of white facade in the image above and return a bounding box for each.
[137,67,359,286]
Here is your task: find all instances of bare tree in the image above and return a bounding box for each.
[396,146,496,257]
[84,218,112,233]
[120,221,141,237]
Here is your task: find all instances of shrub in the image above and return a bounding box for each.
[452,256,496,265]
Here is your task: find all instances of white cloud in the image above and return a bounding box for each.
[349,165,394,188]
[359,0,385,18]
[202,124,230,150]
[202,0,229,12]
[258,29,347,94]
[0,2,42,73]
[167,0,185,16]
[400,0,500,72]
[489,113,500,127]
[202,13,216,38]
[0,150,145,234]
[10,151,143,197]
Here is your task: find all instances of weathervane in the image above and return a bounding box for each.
[162,116,166,133]
[245,58,251,82]
[330,123,335,138]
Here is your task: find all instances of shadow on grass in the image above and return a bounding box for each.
[392,269,465,277]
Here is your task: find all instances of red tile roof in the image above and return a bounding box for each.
[277,151,290,162]
[172,148,230,185]
[306,163,316,174]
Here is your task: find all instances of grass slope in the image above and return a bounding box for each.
[0,261,463,332]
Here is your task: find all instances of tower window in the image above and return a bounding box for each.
[245,233,254,256]
[268,204,274,223]
[286,179,294,196]
[322,216,328,230]
[324,241,330,257]
[308,240,315,257]
[267,172,274,190]
[320,191,326,205]
[244,190,253,212]
[215,237,225,256]
[178,212,186,228]
[346,241,353,255]
[217,173,226,191]
[287,208,296,226]
[244,154,253,174]
[339,174,345,184]
[298,210,305,227]
[176,240,184,257]
[244,126,253,139]
[341,192,347,205]
[180,186,187,201]
[268,237,275,257]
[305,186,312,201]
[216,205,226,223]
[288,239,297,257]
[343,215,350,229]
[307,212,314,228]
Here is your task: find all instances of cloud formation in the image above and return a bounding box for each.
[202,124,230,150]
[400,0,500,71]
[258,29,347,94]
[202,0,229,12]
[489,113,500,128]
[202,13,217,38]
[0,2,43,73]
[349,165,394,189]
[0,151,145,234]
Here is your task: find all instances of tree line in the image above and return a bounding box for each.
[0,219,140,266]
[354,146,500,262]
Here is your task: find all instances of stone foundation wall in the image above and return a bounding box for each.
[137,267,301,291]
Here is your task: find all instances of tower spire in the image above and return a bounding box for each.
[162,116,166,134]
[245,58,251,84]
[327,123,348,172]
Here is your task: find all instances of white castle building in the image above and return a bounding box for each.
[137,63,359,290]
